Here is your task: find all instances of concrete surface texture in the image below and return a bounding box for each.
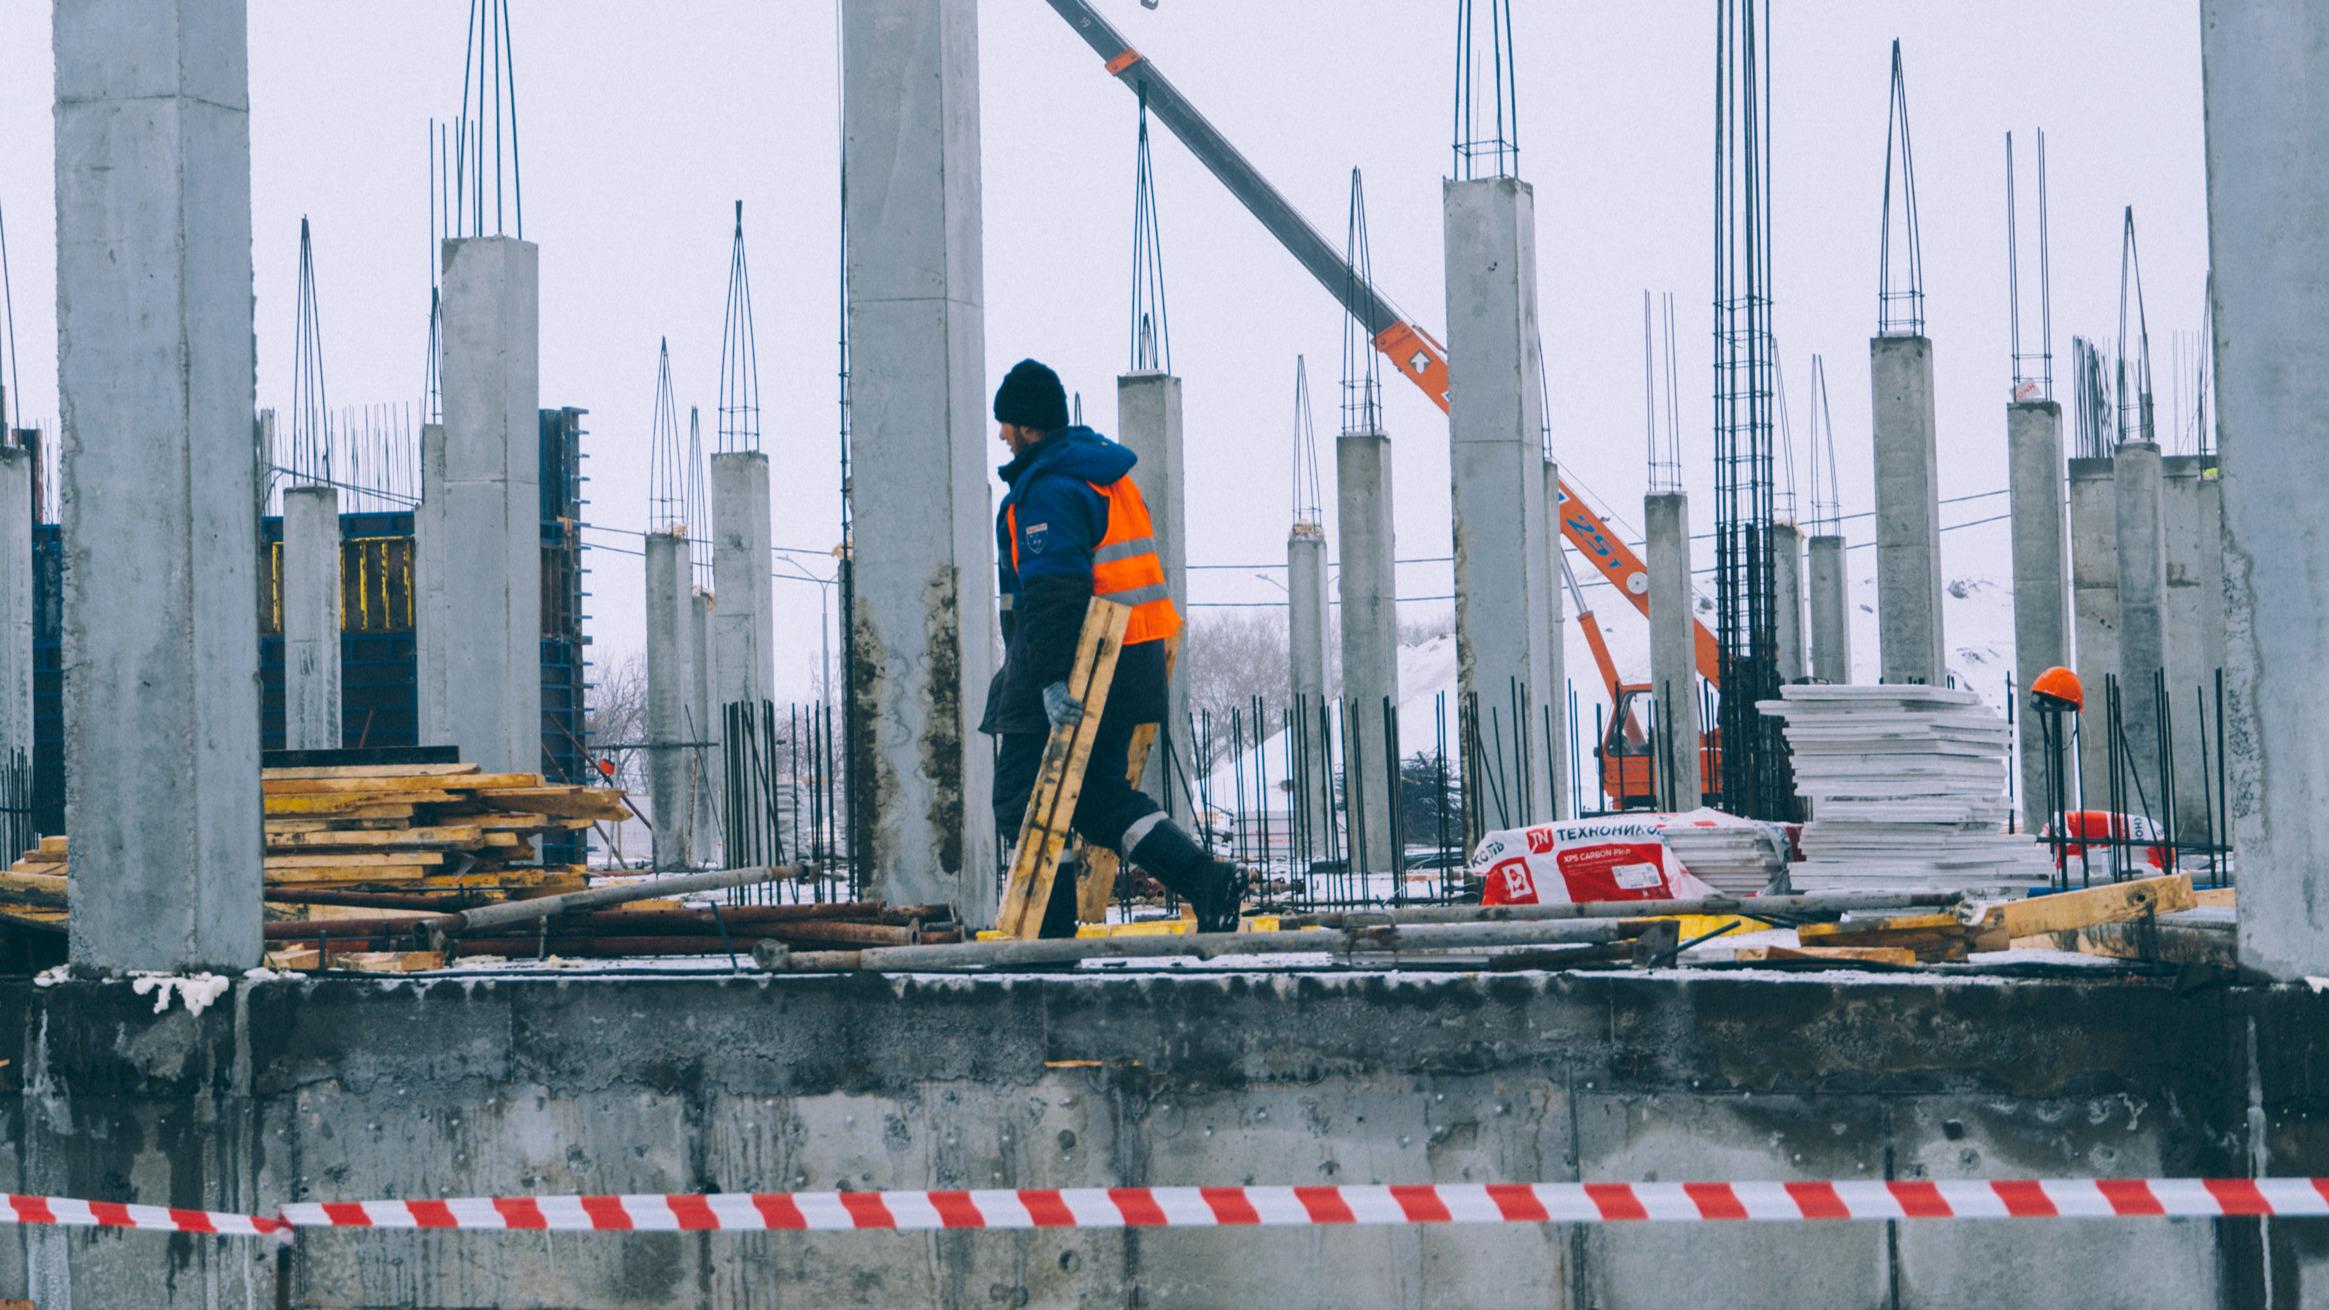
[1116,372,1190,825]
[2067,455,2120,811]
[1336,428,1400,863]
[1808,532,1852,685]
[1771,519,1807,685]
[1,968,2317,1308]
[841,0,996,922]
[709,451,776,717]
[2112,440,2170,808]
[281,484,343,752]
[1541,456,1570,819]
[645,531,693,871]
[2006,401,2069,822]
[1644,491,1702,808]
[2160,454,2221,835]
[691,587,720,863]
[1287,521,1332,851]
[54,0,262,974]
[1869,335,1946,685]
[418,236,542,777]
[2204,0,2329,982]
[1442,176,1555,826]
[0,448,29,774]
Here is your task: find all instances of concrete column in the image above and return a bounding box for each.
[710,451,775,715]
[1116,372,1187,822]
[0,448,31,775]
[56,0,262,971]
[2205,0,2329,980]
[1542,456,1570,818]
[1771,520,1807,685]
[1807,533,1852,684]
[419,237,540,776]
[690,587,719,864]
[2007,400,2069,823]
[281,484,343,750]
[1644,492,1703,809]
[1444,177,1555,823]
[645,531,692,870]
[415,423,448,735]
[1287,522,1331,857]
[1869,335,1945,685]
[2161,455,2219,832]
[2068,456,2119,809]
[2113,440,2169,814]
[844,0,995,918]
[1336,428,1399,864]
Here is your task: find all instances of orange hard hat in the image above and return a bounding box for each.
[2029,666,2083,711]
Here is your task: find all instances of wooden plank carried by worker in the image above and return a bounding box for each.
[1077,630,1180,924]
[995,599,1133,940]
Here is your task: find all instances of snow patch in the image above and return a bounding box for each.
[128,973,230,1017]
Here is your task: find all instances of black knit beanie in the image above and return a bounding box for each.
[993,359,1070,433]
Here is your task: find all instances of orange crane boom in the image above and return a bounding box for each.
[1044,0,1723,688]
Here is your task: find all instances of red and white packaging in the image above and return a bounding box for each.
[1471,815,1721,906]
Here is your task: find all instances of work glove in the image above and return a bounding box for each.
[1042,681,1084,730]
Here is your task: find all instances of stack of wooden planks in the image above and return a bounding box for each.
[0,764,632,931]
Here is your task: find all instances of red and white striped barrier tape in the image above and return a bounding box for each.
[8,1179,2328,1239]
[0,1193,286,1238]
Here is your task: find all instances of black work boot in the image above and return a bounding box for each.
[1127,818,1246,933]
[1037,851,1082,940]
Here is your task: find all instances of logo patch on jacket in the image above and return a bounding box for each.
[1023,523,1049,555]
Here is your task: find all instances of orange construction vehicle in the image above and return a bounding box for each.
[1559,558,1720,810]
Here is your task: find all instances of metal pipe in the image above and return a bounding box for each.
[1277,890,1961,928]
[429,864,795,938]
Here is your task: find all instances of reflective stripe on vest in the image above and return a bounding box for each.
[1086,479,1180,644]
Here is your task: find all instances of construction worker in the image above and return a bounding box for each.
[980,358,1245,936]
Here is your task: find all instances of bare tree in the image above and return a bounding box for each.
[1178,611,1290,771]
[585,651,648,790]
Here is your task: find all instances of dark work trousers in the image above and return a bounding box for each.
[991,711,1162,935]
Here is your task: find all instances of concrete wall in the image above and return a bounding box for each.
[1116,373,1189,824]
[281,484,343,751]
[55,0,262,973]
[2068,457,2119,811]
[2007,402,2069,822]
[1870,336,1945,685]
[0,968,2311,1307]
[1336,429,1398,863]
[1807,533,1852,684]
[842,0,996,920]
[2204,0,2329,981]
[1443,178,1555,827]
[420,237,541,777]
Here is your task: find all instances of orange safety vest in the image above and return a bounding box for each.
[1007,477,1182,645]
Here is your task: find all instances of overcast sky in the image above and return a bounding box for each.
[0,1,2209,701]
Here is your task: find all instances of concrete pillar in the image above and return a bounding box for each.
[690,586,719,864]
[1807,533,1852,684]
[2204,0,2329,980]
[56,0,262,971]
[1336,427,1399,864]
[2161,455,2219,832]
[2007,401,2069,822]
[1444,177,1555,824]
[1869,335,1945,685]
[419,237,540,776]
[0,448,31,774]
[1644,492,1703,809]
[1771,520,1807,685]
[1116,372,1187,822]
[2113,440,2169,815]
[415,423,448,735]
[281,484,343,750]
[1542,456,1570,818]
[1287,522,1332,857]
[845,0,995,920]
[645,531,692,870]
[2068,456,2119,809]
[710,451,775,715]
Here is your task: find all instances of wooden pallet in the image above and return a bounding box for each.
[994,599,1132,940]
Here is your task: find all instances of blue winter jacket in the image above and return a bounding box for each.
[980,426,1169,736]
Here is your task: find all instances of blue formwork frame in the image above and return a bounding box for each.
[28,408,594,861]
